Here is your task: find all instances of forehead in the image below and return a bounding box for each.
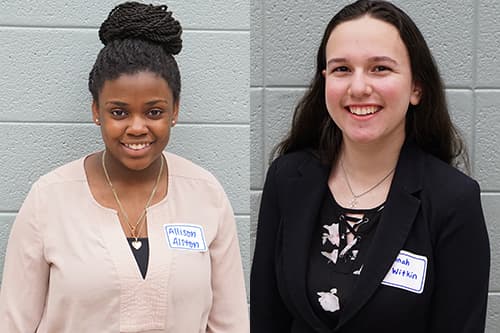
[326,16,409,62]
[100,71,173,100]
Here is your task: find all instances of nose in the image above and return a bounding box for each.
[126,115,148,135]
[347,72,372,97]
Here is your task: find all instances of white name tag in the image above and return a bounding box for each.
[381,250,427,294]
[163,224,207,252]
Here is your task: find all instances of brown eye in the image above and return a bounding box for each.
[111,109,127,117]
[373,65,390,72]
[333,66,349,73]
[147,109,164,117]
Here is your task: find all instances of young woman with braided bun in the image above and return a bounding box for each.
[251,1,489,332]
[0,2,249,332]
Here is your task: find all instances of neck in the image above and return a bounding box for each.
[102,151,164,186]
[340,136,404,180]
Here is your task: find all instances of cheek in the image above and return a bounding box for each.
[153,122,173,139]
[100,122,123,137]
[324,78,352,129]
[378,81,400,96]
[324,79,347,112]
[378,79,413,109]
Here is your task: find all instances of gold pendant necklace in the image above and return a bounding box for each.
[340,160,394,208]
[101,150,164,250]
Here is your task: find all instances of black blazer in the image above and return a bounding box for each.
[250,142,490,333]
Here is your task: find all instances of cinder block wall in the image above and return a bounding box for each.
[251,0,500,331]
[0,0,250,290]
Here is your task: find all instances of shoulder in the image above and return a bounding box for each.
[35,157,86,189]
[415,151,487,259]
[411,151,482,224]
[19,157,86,219]
[398,142,479,200]
[268,150,321,177]
[165,152,223,190]
[165,152,232,213]
[420,152,479,197]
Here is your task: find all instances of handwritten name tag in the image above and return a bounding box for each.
[381,250,427,294]
[164,224,207,252]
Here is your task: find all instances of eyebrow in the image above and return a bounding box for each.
[105,99,169,107]
[145,99,169,106]
[327,56,399,67]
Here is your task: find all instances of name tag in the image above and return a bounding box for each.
[381,250,427,294]
[163,224,207,252]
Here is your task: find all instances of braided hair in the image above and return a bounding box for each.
[89,1,182,102]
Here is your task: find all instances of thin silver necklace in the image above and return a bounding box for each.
[340,160,395,208]
[101,150,164,250]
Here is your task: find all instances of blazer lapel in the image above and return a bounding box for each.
[337,142,424,329]
[279,154,332,332]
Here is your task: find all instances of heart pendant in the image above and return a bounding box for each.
[131,240,142,250]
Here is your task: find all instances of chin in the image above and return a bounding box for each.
[344,132,381,145]
[119,158,154,172]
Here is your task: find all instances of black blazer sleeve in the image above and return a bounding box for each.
[429,180,490,332]
[250,160,293,332]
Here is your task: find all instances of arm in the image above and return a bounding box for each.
[0,182,49,332]
[429,180,490,332]
[206,188,249,333]
[250,161,293,332]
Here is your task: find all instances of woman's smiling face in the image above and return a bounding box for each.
[93,70,179,171]
[323,15,421,147]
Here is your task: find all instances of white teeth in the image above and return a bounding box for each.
[349,106,379,115]
[124,143,150,150]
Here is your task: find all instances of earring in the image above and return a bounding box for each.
[95,118,100,125]
[172,120,176,125]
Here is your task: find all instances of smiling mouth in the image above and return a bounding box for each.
[123,142,151,150]
[347,106,381,116]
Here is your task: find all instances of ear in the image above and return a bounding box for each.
[171,100,180,126]
[410,82,422,106]
[91,100,101,125]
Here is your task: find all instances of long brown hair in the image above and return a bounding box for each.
[273,0,467,169]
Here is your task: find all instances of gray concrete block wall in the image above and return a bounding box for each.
[0,0,250,293]
[250,0,500,330]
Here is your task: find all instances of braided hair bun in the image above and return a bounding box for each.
[99,1,182,55]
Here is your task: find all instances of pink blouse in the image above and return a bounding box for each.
[0,152,249,332]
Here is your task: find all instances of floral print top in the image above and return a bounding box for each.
[307,190,384,327]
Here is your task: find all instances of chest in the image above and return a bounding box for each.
[38,182,221,331]
[276,184,438,331]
